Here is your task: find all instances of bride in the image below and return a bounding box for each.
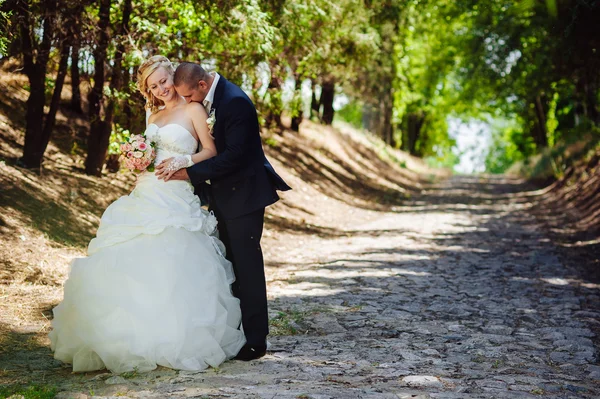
[48,55,246,373]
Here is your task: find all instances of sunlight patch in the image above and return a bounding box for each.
[393,269,431,277]
[540,277,570,286]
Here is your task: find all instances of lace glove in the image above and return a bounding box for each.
[164,155,194,173]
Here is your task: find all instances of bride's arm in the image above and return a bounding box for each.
[187,102,217,163]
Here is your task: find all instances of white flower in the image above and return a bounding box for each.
[206,109,216,138]
[133,151,143,158]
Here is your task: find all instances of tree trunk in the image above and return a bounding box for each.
[70,41,83,113]
[310,80,320,120]
[105,0,131,124]
[406,112,425,156]
[18,0,56,169]
[290,76,303,132]
[320,79,335,125]
[87,0,111,120]
[40,38,70,152]
[533,95,548,149]
[380,84,394,146]
[85,0,112,176]
[265,60,283,131]
[122,67,133,127]
[584,73,599,125]
[361,104,373,132]
[20,68,47,168]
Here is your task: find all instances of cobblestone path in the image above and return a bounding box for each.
[55,176,600,398]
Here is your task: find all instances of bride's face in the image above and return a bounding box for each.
[146,67,177,102]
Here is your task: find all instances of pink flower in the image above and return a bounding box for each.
[119,133,155,173]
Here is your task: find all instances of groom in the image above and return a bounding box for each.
[158,62,291,361]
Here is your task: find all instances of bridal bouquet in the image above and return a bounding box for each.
[119,133,157,173]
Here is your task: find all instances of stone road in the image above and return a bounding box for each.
[54,176,599,399]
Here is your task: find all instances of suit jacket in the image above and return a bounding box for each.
[187,76,291,220]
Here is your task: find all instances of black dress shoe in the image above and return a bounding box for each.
[234,344,267,361]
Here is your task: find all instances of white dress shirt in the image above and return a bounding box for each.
[202,72,220,113]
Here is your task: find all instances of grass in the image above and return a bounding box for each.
[509,130,600,179]
[0,384,58,399]
[269,308,311,336]
[270,311,300,336]
[269,305,338,336]
[119,368,139,379]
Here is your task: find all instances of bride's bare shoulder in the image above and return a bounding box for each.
[184,102,208,117]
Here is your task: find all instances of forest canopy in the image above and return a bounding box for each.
[0,0,598,174]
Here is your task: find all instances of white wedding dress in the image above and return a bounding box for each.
[49,123,246,373]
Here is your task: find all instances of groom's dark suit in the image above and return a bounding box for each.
[186,76,291,347]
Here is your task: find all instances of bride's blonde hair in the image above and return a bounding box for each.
[136,55,176,113]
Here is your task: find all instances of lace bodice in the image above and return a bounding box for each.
[144,123,199,164]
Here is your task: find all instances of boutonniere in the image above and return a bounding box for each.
[207,109,216,139]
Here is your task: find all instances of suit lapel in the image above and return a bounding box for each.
[210,76,227,144]
[211,76,227,113]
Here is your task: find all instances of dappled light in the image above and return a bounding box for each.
[0,0,599,397]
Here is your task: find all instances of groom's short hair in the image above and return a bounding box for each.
[174,62,210,87]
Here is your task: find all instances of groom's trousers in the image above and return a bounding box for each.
[213,207,268,346]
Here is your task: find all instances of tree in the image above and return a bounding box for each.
[13,0,57,169]
[85,0,118,176]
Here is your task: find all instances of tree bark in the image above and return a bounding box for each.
[87,0,111,120]
[533,95,548,149]
[70,41,83,113]
[310,80,320,120]
[85,0,112,176]
[584,73,599,125]
[264,59,284,131]
[320,79,335,125]
[290,75,303,132]
[40,38,70,152]
[18,0,56,169]
[380,82,394,146]
[406,112,425,156]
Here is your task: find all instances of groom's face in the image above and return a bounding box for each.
[175,81,209,104]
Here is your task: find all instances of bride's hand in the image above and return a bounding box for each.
[155,156,193,181]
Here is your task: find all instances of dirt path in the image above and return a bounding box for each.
[5,175,600,399]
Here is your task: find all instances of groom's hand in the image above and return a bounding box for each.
[164,168,189,182]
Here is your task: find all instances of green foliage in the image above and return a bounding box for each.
[0,384,58,399]
[506,127,600,178]
[0,0,10,56]
[263,136,279,148]
[336,101,363,129]
[424,150,460,171]
[108,124,130,155]
[3,0,599,173]
[485,119,533,174]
